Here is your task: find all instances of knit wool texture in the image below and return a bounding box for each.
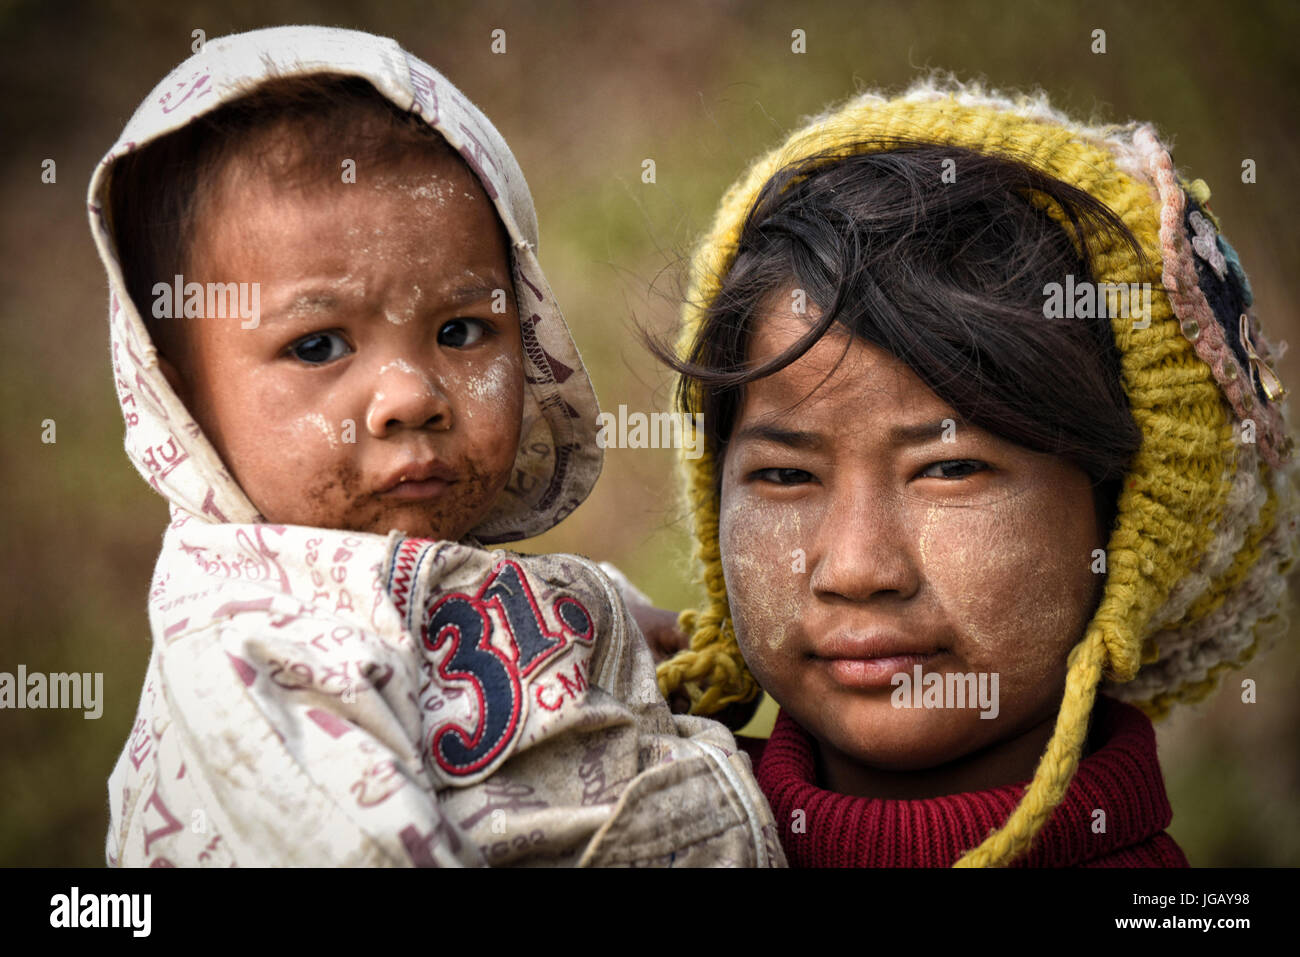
[753,695,1188,867]
[655,78,1300,868]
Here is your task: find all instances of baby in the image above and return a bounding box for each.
[92,26,782,867]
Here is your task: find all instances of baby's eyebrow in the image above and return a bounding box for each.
[285,292,340,312]
[259,280,508,326]
[440,282,507,309]
[260,289,348,326]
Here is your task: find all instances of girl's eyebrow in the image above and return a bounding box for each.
[732,424,824,450]
[887,419,962,444]
[733,418,960,450]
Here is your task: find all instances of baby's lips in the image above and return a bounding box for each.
[375,457,459,494]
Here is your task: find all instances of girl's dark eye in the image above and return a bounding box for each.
[754,467,814,485]
[290,332,350,364]
[919,459,988,479]
[438,318,488,348]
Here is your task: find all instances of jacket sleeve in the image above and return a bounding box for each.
[111,608,483,867]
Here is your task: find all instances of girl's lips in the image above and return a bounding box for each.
[812,630,944,689]
[820,653,941,689]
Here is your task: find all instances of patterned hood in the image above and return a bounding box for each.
[88,24,601,544]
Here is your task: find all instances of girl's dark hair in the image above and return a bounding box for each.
[654,141,1146,535]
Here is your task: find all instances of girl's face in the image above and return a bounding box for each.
[718,293,1105,796]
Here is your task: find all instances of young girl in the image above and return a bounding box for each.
[654,78,1298,867]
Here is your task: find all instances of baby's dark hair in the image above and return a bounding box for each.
[108,72,466,367]
[657,142,1146,535]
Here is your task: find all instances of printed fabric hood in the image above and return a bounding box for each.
[87,25,602,544]
[657,77,1300,867]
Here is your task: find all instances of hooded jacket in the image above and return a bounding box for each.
[92,26,783,868]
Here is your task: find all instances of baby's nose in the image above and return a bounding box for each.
[364,359,452,437]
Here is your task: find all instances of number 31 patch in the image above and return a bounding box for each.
[387,542,594,780]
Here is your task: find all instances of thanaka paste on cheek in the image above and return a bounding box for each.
[719,472,807,663]
[915,475,1096,716]
[464,353,518,402]
[294,411,340,451]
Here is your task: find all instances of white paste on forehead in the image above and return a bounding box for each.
[327,273,366,297]
[384,284,424,326]
[398,181,448,204]
[367,170,462,207]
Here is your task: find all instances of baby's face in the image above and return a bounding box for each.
[162,146,524,540]
[718,293,1105,794]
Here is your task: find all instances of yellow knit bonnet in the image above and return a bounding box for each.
[656,78,1300,867]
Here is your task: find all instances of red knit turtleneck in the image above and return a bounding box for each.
[743,694,1189,867]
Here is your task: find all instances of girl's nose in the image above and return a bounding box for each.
[364,360,452,438]
[808,483,920,603]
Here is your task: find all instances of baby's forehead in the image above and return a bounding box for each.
[194,148,511,270]
[211,123,473,201]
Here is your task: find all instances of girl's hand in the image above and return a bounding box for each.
[629,603,691,664]
[597,561,690,663]
[598,562,760,729]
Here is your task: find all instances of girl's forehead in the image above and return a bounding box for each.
[742,311,942,420]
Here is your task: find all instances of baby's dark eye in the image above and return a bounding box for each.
[919,459,988,479]
[754,467,814,485]
[290,332,350,364]
[438,318,488,348]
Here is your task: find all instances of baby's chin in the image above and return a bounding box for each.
[261,497,488,543]
[342,507,481,542]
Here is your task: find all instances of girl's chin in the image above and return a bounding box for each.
[806,706,1001,770]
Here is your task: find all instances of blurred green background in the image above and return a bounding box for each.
[2,0,1298,866]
